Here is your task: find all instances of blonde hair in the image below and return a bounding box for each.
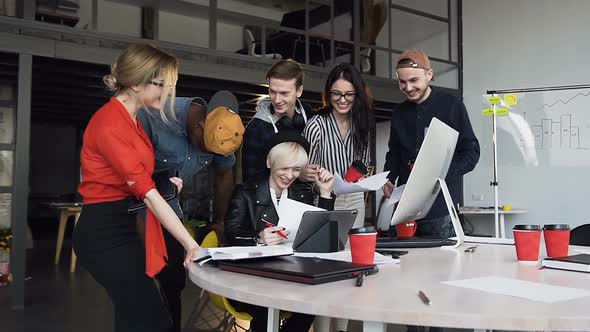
[267,142,308,170]
[103,43,178,122]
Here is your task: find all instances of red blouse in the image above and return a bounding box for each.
[79,97,156,204]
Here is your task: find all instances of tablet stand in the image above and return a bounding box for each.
[295,219,339,253]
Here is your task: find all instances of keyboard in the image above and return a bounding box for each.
[376,237,457,249]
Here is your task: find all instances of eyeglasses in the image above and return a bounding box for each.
[148,80,169,88]
[330,91,356,102]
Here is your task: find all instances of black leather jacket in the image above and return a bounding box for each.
[225,179,335,246]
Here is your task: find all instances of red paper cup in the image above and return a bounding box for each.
[396,221,417,238]
[349,226,377,265]
[513,225,542,262]
[543,224,570,258]
[344,165,365,183]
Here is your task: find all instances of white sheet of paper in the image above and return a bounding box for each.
[385,184,406,207]
[294,250,399,265]
[457,235,515,245]
[333,171,390,195]
[276,197,325,242]
[443,276,590,303]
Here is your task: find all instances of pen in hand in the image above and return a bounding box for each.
[418,290,431,305]
[262,219,288,240]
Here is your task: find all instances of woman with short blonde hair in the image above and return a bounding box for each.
[266,141,308,170]
[74,44,202,332]
[224,130,335,331]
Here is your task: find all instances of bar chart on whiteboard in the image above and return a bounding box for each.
[497,89,590,167]
[526,113,588,150]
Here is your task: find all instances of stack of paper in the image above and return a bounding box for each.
[443,276,590,303]
[194,245,293,265]
[294,250,399,265]
[276,197,325,242]
[333,171,390,196]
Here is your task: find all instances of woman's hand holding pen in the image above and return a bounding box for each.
[315,167,335,198]
[259,225,290,245]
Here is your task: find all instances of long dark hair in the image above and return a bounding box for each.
[319,63,372,160]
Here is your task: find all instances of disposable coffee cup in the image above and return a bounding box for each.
[396,221,417,238]
[513,224,542,262]
[349,226,377,265]
[543,224,570,258]
[344,161,367,183]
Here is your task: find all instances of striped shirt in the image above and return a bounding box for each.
[303,112,369,177]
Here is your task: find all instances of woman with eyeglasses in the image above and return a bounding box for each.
[74,44,202,332]
[301,63,372,332]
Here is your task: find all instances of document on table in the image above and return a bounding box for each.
[294,250,399,265]
[385,184,406,207]
[443,276,590,303]
[333,171,390,195]
[194,245,294,266]
[276,197,325,242]
[456,235,515,245]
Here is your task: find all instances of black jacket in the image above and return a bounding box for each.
[225,179,335,246]
[384,88,480,219]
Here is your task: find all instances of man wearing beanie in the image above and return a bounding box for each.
[383,49,480,240]
[137,91,244,332]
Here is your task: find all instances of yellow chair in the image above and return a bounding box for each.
[190,231,291,331]
[192,231,253,331]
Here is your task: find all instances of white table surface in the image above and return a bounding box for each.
[188,244,590,331]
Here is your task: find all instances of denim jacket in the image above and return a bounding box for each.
[138,97,235,216]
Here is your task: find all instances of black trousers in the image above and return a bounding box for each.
[156,227,186,332]
[229,299,314,332]
[73,200,172,332]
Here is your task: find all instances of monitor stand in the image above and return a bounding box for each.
[436,177,465,248]
[295,219,339,253]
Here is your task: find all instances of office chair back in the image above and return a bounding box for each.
[244,28,282,59]
[570,224,590,246]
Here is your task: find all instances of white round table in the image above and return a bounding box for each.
[189,244,590,331]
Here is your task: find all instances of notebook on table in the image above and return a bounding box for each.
[194,245,294,265]
[541,254,590,273]
[217,255,377,285]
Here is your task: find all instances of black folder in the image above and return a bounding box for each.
[541,254,590,273]
[217,256,377,285]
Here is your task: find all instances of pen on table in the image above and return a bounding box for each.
[356,272,366,287]
[262,219,288,240]
[418,290,431,305]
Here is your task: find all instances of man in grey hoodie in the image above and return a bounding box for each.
[241,59,314,184]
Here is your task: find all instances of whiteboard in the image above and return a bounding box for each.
[464,89,590,235]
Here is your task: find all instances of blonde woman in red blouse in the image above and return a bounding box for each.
[74,44,202,332]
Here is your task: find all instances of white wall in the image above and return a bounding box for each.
[77,0,142,36]
[462,0,590,235]
[76,0,284,50]
[159,10,209,48]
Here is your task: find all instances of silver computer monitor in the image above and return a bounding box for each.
[390,117,459,226]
